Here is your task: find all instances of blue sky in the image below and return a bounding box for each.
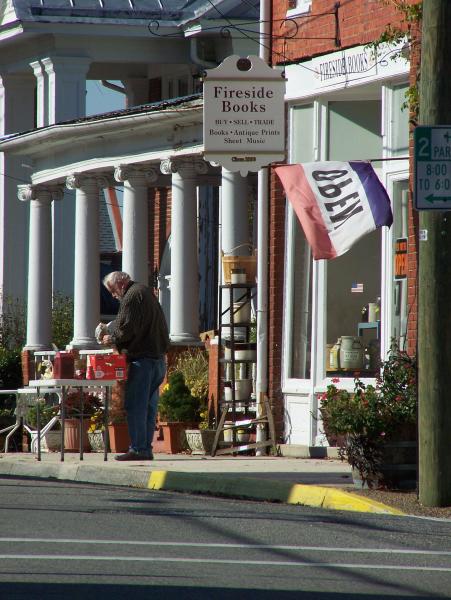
[86,80,125,116]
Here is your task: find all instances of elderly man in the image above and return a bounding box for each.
[100,271,170,460]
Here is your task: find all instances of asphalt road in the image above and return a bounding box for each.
[0,476,450,599]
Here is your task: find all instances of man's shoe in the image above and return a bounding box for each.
[114,450,149,461]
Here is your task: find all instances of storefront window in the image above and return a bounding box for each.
[326,99,382,376]
[391,84,409,156]
[326,231,381,375]
[391,180,409,349]
[290,222,312,379]
[287,104,314,379]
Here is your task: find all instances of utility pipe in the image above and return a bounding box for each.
[255,0,271,454]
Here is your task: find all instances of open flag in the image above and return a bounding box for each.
[275,161,393,260]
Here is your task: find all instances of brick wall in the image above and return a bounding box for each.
[267,170,287,441]
[272,0,416,65]
[150,187,171,273]
[406,18,421,357]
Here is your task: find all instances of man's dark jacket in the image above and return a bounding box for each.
[111,281,170,360]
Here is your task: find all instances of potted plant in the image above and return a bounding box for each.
[161,349,219,455]
[157,371,200,454]
[26,399,61,452]
[63,390,103,452]
[87,409,106,452]
[185,406,218,455]
[107,380,129,453]
[319,344,417,489]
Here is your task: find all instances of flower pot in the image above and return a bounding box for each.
[108,422,129,453]
[349,425,417,490]
[88,430,106,453]
[44,430,62,452]
[234,379,252,400]
[236,429,250,443]
[64,419,91,452]
[233,301,251,324]
[154,422,189,454]
[185,429,217,455]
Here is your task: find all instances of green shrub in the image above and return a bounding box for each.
[26,399,59,429]
[319,344,417,484]
[0,292,74,352]
[159,372,200,423]
[0,348,22,392]
[51,292,74,349]
[0,295,26,350]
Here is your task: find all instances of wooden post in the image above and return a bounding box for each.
[418,0,451,506]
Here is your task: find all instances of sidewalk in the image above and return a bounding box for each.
[0,451,406,516]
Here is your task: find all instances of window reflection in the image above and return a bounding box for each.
[326,230,381,376]
[290,219,312,379]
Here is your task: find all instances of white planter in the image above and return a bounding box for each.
[233,301,251,324]
[234,379,252,400]
[30,430,61,453]
[185,429,217,455]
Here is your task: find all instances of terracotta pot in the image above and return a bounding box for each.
[64,419,91,452]
[153,422,190,454]
[108,422,129,453]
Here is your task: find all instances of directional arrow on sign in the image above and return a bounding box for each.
[426,194,451,203]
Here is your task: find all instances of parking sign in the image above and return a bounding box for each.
[414,126,451,210]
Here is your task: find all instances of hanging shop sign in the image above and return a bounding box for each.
[203,55,286,175]
[394,237,407,280]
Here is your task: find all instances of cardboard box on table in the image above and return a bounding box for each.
[86,354,128,381]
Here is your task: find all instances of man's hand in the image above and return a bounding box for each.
[102,334,112,345]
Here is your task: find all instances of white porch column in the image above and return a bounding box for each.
[30,57,90,297]
[221,168,250,256]
[41,57,91,124]
[122,78,150,107]
[0,73,35,302]
[18,185,62,350]
[29,61,48,127]
[114,165,157,284]
[220,169,251,331]
[66,174,104,349]
[160,158,208,343]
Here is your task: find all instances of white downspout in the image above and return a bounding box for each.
[255,0,271,454]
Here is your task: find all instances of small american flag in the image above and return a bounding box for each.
[351,282,364,293]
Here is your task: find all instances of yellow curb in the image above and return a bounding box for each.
[146,471,404,516]
[287,483,405,515]
[148,470,168,490]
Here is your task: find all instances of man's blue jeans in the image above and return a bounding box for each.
[124,356,166,455]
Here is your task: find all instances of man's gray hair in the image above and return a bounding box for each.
[102,271,131,288]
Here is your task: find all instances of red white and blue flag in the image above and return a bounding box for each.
[275,161,393,260]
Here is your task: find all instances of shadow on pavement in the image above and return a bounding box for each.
[0,583,436,599]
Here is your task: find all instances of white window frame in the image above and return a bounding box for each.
[286,0,312,18]
[282,69,410,445]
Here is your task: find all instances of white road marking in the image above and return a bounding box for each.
[0,554,449,572]
[0,538,450,557]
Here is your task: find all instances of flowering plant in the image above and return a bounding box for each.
[88,409,105,433]
[319,344,417,483]
[198,408,210,430]
[65,390,103,420]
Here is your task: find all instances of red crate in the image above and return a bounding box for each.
[86,354,127,381]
